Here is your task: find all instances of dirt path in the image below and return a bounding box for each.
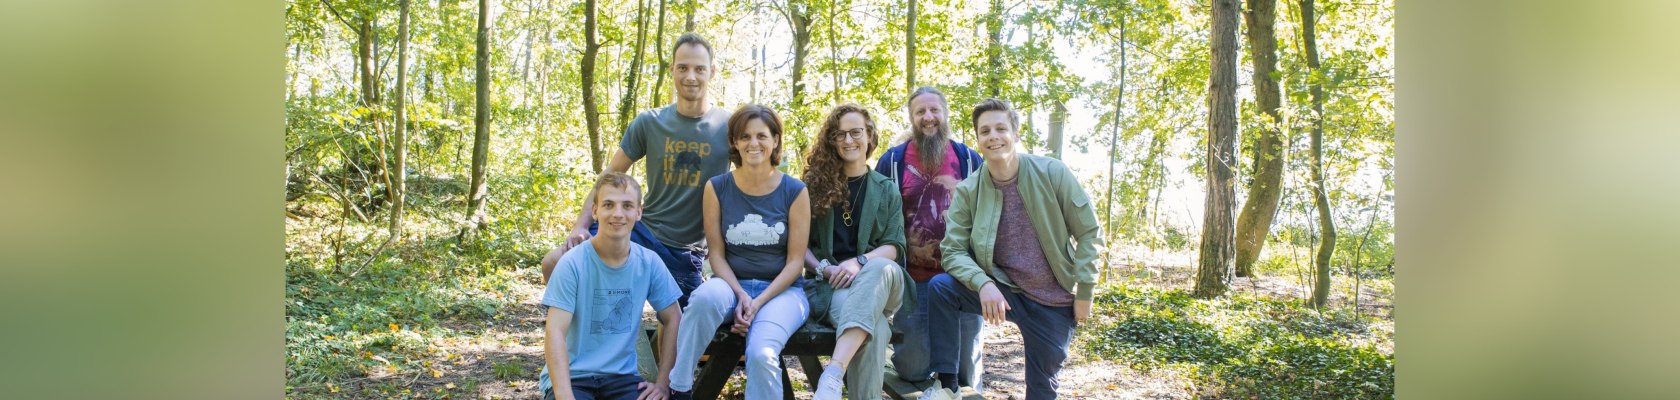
[416,256,1388,399]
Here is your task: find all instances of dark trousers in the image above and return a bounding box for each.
[540,373,643,400]
[928,274,1077,400]
[588,221,704,307]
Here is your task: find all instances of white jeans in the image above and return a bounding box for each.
[668,277,810,399]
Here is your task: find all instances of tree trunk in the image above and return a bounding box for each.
[1300,0,1337,308]
[785,1,812,157]
[651,0,669,106]
[984,0,1004,97]
[1048,101,1066,159]
[582,0,604,173]
[618,0,651,136]
[1101,11,1124,278]
[1193,0,1241,299]
[788,1,810,110]
[358,18,378,107]
[683,0,695,32]
[390,0,411,240]
[905,0,916,93]
[1233,0,1285,277]
[825,1,841,105]
[466,0,493,223]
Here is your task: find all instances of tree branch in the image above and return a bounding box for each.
[319,0,358,32]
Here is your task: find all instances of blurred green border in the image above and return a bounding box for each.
[2,0,1677,398]
[0,0,283,399]
[1399,0,1680,398]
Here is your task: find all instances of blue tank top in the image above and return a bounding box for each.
[711,172,806,280]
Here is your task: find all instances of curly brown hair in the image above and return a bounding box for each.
[802,103,879,217]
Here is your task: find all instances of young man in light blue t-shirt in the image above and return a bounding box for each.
[540,172,684,400]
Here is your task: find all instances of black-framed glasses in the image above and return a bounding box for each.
[832,128,868,141]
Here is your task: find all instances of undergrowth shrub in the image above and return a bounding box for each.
[1079,286,1394,399]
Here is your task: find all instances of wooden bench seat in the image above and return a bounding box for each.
[645,320,905,400]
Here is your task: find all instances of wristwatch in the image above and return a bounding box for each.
[855,253,870,267]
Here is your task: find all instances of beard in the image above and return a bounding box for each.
[912,121,950,175]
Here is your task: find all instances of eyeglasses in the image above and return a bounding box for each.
[832,128,868,141]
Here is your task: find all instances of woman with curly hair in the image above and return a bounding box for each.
[800,104,909,400]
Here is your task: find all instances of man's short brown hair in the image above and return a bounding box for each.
[591,171,642,205]
[970,98,1020,131]
[671,32,714,64]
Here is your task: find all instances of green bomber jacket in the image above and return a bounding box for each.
[939,153,1105,301]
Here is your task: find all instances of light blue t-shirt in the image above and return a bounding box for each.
[537,240,681,391]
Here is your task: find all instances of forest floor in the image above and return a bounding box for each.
[286,218,1393,400]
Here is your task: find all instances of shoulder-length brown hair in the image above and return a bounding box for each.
[726,104,785,167]
[802,103,879,216]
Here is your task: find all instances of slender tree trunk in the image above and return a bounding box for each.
[825,1,841,105]
[1194,0,1241,299]
[1300,0,1336,308]
[651,0,669,106]
[618,0,651,135]
[1234,0,1285,277]
[582,0,604,173]
[358,18,378,108]
[785,1,812,156]
[905,0,916,93]
[984,0,1004,97]
[288,43,301,102]
[1024,20,1036,154]
[1102,11,1125,278]
[788,2,810,109]
[1048,101,1066,158]
[683,0,695,32]
[466,0,493,223]
[1351,200,1380,314]
[390,0,411,240]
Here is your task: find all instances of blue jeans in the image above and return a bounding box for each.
[892,275,984,390]
[588,221,704,307]
[540,373,643,400]
[669,277,810,399]
[928,274,1076,400]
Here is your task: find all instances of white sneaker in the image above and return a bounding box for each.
[813,364,845,400]
[916,387,955,400]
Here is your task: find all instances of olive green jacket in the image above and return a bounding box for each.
[940,154,1105,301]
[808,170,914,307]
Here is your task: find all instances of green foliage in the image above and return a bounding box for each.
[1079,286,1394,399]
[491,359,524,381]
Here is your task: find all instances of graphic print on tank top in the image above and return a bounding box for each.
[727,214,787,246]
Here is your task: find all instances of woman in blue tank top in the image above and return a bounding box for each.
[666,105,811,400]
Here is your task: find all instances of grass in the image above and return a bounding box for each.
[1077,285,1394,399]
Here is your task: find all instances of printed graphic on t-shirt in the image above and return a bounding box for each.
[726,214,785,246]
[589,288,635,335]
[901,146,962,280]
[661,138,713,187]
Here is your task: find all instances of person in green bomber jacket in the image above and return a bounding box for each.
[799,104,911,400]
[926,99,1104,400]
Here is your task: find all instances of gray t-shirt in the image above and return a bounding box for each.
[620,104,732,248]
[711,172,805,280]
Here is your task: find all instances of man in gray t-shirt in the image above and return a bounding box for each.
[619,104,731,248]
[542,33,728,307]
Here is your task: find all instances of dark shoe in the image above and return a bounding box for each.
[669,389,693,400]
